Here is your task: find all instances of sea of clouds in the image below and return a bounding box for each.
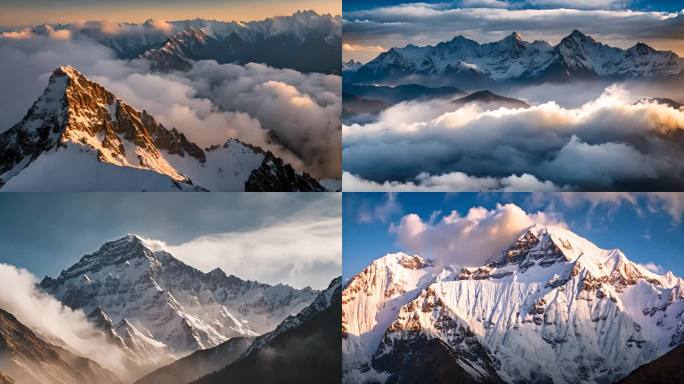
[344,84,684,191]
[0,24,341,179]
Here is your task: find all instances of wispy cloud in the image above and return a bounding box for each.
[142,216,342,290]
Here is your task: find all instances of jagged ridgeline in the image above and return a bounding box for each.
[0,67,326,191]
[343,225,684,384]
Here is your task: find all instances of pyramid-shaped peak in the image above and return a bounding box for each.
[563,29,596,43]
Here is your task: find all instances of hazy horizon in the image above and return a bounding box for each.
[0,1,341,26]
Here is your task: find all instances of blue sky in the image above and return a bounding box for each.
[343,193,684,280]
[0,193,341,289]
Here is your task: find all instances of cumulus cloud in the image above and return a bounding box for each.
[0,30,341,179]
[343,5,684,57]
[141,216,341,290]
[343,85,684,191]
[390,203,564,267]
[0,264,129,380]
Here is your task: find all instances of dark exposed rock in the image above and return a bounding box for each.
[245,151,326,191]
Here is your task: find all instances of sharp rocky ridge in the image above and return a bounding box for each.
[342,225,684,384]
[0,66,326,191]
[40,234,319,366]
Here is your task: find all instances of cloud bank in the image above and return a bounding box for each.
[142,216,342,290]
[343,85,684,191]
[391,203,563,267]
[343,4,684,58]
[0,264,129,380]
[0,30,341,179]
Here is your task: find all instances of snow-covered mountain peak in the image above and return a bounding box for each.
[345,225,684,384]
[40,235,319,358]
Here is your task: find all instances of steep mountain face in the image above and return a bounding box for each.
[192,276,342,384]
[0,66,326,191]
[618,343,684,384]
[350,30,684,86]
[40,235,318,359]
[0,307,121,384]
[27,12,342,74]
[343,226,684,384]
[141,11,342,74]
[134,337,253,384]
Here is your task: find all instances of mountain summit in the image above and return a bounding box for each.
[0,66,325,191]
[343,225,684,384]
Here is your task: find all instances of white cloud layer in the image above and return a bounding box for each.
[391,203,564,267]
[0,264,130,380]
[142,216,342,290]
[344,171,562,191]
[343,85,684,191]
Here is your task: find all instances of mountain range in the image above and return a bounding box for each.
[0,66,326,191]
[345,30,684,87]
[342,225,684,384]
[40,235,318,360]
[29,11,341,74]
